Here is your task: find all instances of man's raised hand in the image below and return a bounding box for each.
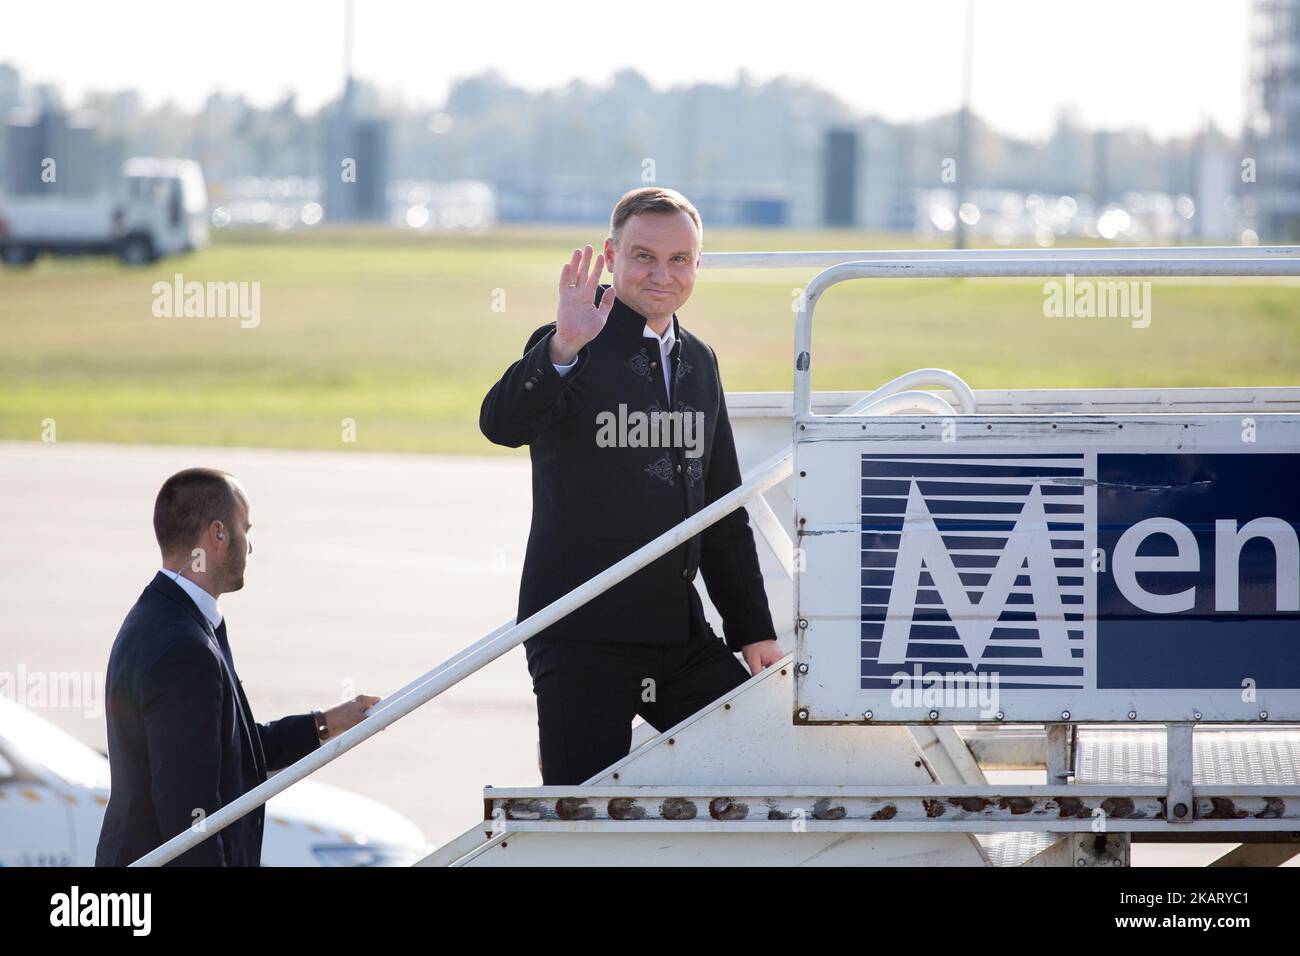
[550,244,616,365]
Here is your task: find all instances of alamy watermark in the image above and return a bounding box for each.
[1042,274,1151,329]
[152,273,260,329]
[595,404,705,458]
[1,665,104,718]
[889,665,1001,718]
[50,886,151,935]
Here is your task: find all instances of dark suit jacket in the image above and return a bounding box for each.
[95,572,320,866]
[480,283,777,651]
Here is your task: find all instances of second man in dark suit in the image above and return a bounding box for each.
[96,467,380,866]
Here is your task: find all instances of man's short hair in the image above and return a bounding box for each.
[609,187,703,248]
[154,468,239,554]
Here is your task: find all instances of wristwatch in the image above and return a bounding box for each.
[311,709,330,743]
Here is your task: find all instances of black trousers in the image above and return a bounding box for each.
[524,629,752,785]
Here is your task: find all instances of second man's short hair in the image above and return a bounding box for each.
[153,468,238,554]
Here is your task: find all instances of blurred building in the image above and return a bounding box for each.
[323,79,391,222]
[0,48,1263,240]
[1248,0,1300,240]
[4,109,101,197]
[0,64,19,112]
[1193,137,1237,240]
[822,128,858,227]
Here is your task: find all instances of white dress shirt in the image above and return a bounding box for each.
[161,567,222,631]
[554,321,675,396]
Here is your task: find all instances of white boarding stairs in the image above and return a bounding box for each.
[129,247,1300,869]
[426,370,1300,866]
[428,248,1300,868]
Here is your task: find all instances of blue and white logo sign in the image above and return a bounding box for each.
[849,450,1300,720]
[862,453,1093,691]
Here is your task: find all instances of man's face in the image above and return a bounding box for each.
[220,481,253,592]
[604,210,701,322]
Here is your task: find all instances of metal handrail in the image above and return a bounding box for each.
[792,255,1300,417]
[852,390,957,417]
[860,369,978,415]
[703,245,1300,269]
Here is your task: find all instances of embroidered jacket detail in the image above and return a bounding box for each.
[644,453,675,486]
[626,348,653,381]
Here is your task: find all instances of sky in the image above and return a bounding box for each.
[1,0,1254,141]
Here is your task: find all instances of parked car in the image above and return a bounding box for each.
[0,696,429,866]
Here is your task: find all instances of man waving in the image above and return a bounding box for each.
[480,187,782,786]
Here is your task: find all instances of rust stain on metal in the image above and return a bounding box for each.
[1204,797,1248,820]
[813,797,847,820]
[998,797,1034,815]
[949,797,992,813]
[708,797,749,821]
[871,805,898,820]
[923,799,946,818]
[1100,797,1142,819]
[660,797,698,821]
[1055,797,1091,819]
[763,798,789,820]
[555,797,595,820]
[607,797,646,820]
[1255,798,1285,820]
[503,798,547,820]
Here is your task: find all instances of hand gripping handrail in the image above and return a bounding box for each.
[132,449,794,866]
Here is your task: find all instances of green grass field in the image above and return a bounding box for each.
[2,226,1297,454]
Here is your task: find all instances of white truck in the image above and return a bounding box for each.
[0,157,209,267]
